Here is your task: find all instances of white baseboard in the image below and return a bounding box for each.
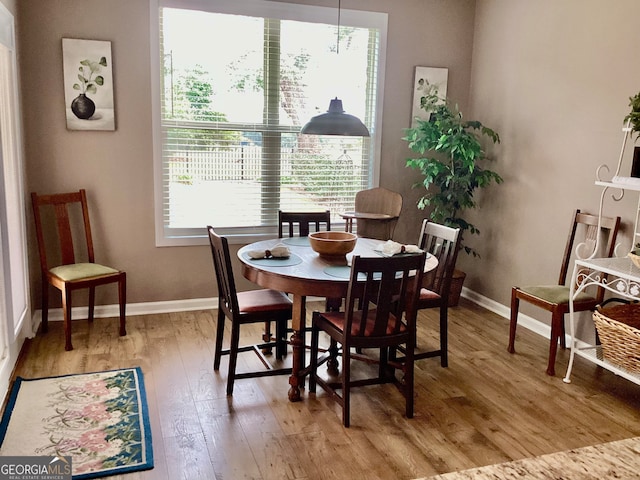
[31,297,218,323]
[33,289,558,345]
[461,286,553,339]
[31,295,331,324]
[460,287,594,353]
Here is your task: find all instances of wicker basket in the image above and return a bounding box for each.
[593,303,640,374]
[628,252,640,269]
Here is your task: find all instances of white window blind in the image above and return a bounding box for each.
[151,0,387,245]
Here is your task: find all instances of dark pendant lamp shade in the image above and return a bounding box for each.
[301,98,370,137]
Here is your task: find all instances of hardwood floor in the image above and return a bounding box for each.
[10,300,640,480]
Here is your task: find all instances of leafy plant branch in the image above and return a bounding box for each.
[73,57,107,95]
[625,91,640,141]
[404,88,502,257]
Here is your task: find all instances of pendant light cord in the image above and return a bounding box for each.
[337,0,341,54]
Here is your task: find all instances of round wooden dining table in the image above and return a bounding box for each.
[237,236,438,402]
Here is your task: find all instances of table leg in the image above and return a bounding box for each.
[325,297,341,374]
[288,294,306,402]
[345,218,353,232]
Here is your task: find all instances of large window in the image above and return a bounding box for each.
[151,0,387,245]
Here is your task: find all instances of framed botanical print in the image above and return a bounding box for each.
[411,66,448,128]
[62,38,115,131]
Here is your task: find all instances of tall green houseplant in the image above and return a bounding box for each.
[404,88,502,256]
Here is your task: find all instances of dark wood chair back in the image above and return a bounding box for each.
[207,225,240,322]
[418,220,461,302]
[344,254,425,344]
[410,220,462,366]
[279,209,341,326]
[278,210,331,237]
[309,252,426,426]
[207,225,292,395]
[562,210,620,294]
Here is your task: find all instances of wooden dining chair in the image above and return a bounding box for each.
[309,252,426,427]
[278,209,334,310]
[351,187,402,240]
[278,210,331,238]
[31,189,126,351]
[207,226,293,395]
[508,209,621,375]
[277,209,335,369]
[413,220,461,367]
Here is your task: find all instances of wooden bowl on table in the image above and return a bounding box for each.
[309,231,357,258]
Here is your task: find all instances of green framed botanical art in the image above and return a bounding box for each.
[411,66,448,128]
[62,38,115,131]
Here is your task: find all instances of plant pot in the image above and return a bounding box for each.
[448,269,466,307]
[71,93,95,120]
[631,146,640,178]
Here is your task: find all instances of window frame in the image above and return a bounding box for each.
[150,0,387,246]
[0,1,30,350]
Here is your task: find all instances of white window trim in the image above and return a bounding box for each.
[0,1,31,349]
[150,0,387,246]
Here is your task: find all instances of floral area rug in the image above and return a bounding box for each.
[0,367,153,479]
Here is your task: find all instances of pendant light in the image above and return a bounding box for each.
[300,0,370,137]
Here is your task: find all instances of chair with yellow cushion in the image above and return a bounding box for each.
[31,189,126,351]
[508,209,620,375]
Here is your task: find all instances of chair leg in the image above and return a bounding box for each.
[118,275,127,336]
[378,346,389,379]
[62,287,73,351]
[405,343,415,419]
[88,286,96,322]
[309,316,319,393]
[214,309,225,371]
[276,318,287,359]
[389,344,397,362]
[226,319,241,396]
[342,346,351,428]
[440,304,448,368]
[327,338,340,375]
[300,296,308,388]
[559,314,566,349]
[507,288,519,353]
[547,312,562,376]
[41,278,49,334]
[262,321,273,355]
[325,297,341,311]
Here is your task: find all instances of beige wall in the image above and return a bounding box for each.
[17,0,477,309]
[21,0,639,330]
[464,0,640,328]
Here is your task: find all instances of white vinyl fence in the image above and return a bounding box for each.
[169,146,294,182]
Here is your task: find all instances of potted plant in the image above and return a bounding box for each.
[625,91,640,177]
[70,56,107,120]
[403,86,502,304]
